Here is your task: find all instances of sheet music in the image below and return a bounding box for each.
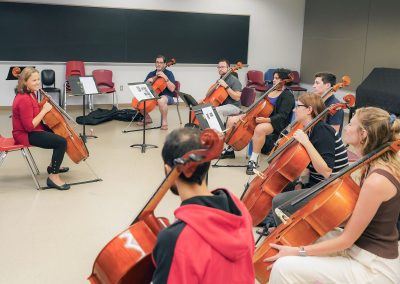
[202,106,223,132]
[128,83,154,101]
[80,77,99,94]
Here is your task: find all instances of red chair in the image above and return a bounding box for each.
[246,70,268,92]
[171,81,182,125]
[92,69,117,109]
[286,71,307,95]
[240,87,256,107]
[63,61,86,110]
[0,134,40,189]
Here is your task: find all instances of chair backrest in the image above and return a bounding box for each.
[174,81,181,94]
[240,87,256,107]
[247,70,264,86]
[66,61,85,79]
[41,69,56,87]
[264,68,276,85]
[290,71,301,84]
[92,69,113,86]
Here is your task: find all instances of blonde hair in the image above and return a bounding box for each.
[356,107,400,179]
[16,67,39,94]
[297,92,326,120]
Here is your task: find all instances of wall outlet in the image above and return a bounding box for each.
[120,85,123,91]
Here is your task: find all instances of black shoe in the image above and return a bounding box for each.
[246,160,258,175]
[46,178,70,190]
[220,149,235,159]
[47,166,69,174]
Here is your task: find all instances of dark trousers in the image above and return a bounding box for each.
[28,131,67,174]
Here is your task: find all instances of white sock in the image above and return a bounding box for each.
[250,153,259,163]
[225,146,233,152]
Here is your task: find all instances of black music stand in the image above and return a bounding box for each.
[69,76,100,143]
[178,91,198,125]
[192,103,225,132]
[127,82,160,153]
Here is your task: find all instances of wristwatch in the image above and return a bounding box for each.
[298,246,307,257]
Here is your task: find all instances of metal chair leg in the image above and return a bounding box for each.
[0,151,7,168]
[26,148,40,175]
[21,148,41,190]
[176,103,182,125]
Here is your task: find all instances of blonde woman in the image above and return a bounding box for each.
[267,107,400,283]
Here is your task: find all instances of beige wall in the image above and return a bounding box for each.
[301,0,400,91]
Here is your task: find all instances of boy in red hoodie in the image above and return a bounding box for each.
[152,128,255,284]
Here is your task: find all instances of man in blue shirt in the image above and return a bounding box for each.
[143,55,176,130]
[313,72,344,135]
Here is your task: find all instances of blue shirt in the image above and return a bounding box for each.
[145,69,176,97]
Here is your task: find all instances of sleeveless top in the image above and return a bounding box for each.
[268,96,278,106]
[355,168,400,259]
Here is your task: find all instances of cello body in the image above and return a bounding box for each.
[242,142,310,225]
[224,98,274,151]
[39,92,88,163]
[89,215,169,284]
[253,176,360,283]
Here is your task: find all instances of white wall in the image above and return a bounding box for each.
[0,0,305,106]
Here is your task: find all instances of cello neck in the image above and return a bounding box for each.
[132,167,181,225]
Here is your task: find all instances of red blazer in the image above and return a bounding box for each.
[12,93,45,146]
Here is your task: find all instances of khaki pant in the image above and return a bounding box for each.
[269,231,400,283]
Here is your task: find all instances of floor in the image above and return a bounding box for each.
[0,104,261,284]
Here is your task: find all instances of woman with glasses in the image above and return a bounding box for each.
[264,92,348,227]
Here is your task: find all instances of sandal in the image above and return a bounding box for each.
[161,125,168,130]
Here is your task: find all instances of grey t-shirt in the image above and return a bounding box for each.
[221,73,242,107]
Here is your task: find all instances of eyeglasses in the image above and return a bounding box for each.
[155,61,165,64]
[217,66,227,69]
[296,103,308,108]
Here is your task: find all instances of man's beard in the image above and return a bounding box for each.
[165,168,179,196]
[169,184,179,196]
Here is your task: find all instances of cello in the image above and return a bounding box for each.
[38,89,89,163]
[190,62,243,125]
[252,138,400,283]
[132,58,176,114]
[267,75,351,158]
[88,129,224,284]
[241,94,355,226]
[224,75,293,151]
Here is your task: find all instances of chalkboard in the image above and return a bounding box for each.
[0,2,249,64]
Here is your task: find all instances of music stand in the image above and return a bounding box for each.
[192,103,225,132]
[178,91,198,125]
[127,82,160,153]
[69,76,100,143]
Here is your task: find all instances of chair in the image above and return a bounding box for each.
[240,87,256,107]
[92,69,118,110]
[264,68,276,87]
[63,61,86,110]
[286,71,307,96]
[0,134,40,189]
[41,69,62,106]
[246,70,268,92]
[171,81,182,125]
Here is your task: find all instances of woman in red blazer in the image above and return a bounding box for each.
[12,67,70,190]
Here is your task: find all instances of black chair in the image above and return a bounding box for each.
[41,69,62,106]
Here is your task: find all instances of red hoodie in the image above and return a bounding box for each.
[152,188,255,284]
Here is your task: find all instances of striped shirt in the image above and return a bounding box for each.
[308,122,349,186]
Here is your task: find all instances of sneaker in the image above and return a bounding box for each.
[246,160,258,175]
[220,148,235,159]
